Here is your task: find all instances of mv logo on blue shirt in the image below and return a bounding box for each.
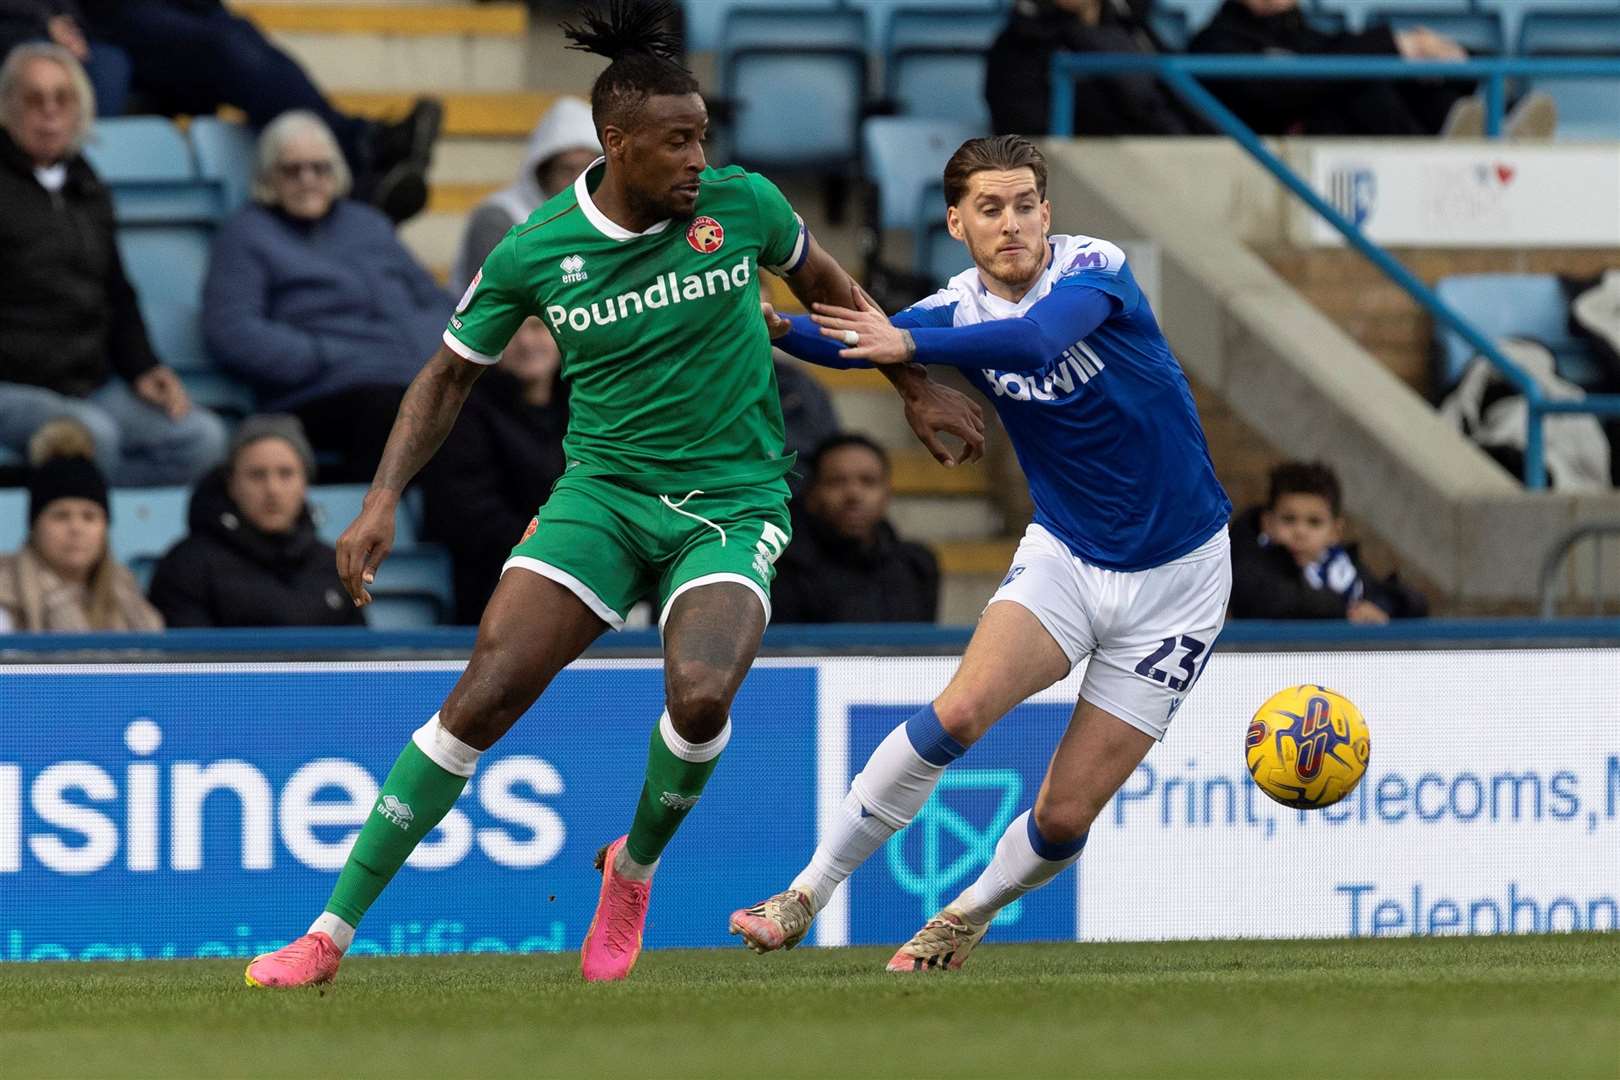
[982,337,1106,403]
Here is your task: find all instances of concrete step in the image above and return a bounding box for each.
[940,573,1001,624]
[890,448,989,496]
[935,539,1018,576]
[237,2,529,90]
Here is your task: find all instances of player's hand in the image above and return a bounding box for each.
[1347,599,1391,626]
[760,301,791,341]
[46,15,89,60]
[810,292,913,366]
[336,493,397,607]
[896,371,985,467]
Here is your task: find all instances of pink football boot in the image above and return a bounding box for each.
[580,836,651,982]
[244,931,342,988]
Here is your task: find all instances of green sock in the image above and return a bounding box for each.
[624,713,729,866]
[325,734,471,927]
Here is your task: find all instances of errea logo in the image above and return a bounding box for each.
[561,254,588,284]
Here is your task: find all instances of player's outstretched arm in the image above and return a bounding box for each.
[779,236,985,466]
[812,284,1115,374]
[336,345,484,606]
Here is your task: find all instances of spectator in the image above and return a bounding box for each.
[147,415,363,628]
[80,0,438,222]
[987,0,1207,137]
[0,1,128,115]
[775,352,839,498]
[0,44,227,487]
[1229,461,1426,623]
[202,110,451,483]
[450,95,599,294]
[1188,0,1486,136]
[0,419,163,632]
[418,317,569,625]
[773,434,940,624]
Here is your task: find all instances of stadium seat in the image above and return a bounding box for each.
[883,7,1004,127]
[307,484,419,548]
[189,116,258,214]
[679,0,839,52]
[862,117,981,285]
[83,117,222,225]
[0,488,25,553]
[847,0,1007,54]
[1158,0,1225,35]
[1517,12,1620,141]
[1519,11,1620,55]
[1314,0,1468,34]
[1433,274,1604,392]
[917,177,974,285]
[1367,9,1504,54]
[719,10,869,170]
[369,546,454,620]
[364,592,443,630]
[107,486,190,564]
[1148,6,1191,51]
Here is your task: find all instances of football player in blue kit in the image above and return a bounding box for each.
[730,134,1233,971]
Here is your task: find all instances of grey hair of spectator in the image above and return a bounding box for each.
[0,43,95,151]
[251,110,352,204]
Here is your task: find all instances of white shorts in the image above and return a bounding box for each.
[988,523,1231,741]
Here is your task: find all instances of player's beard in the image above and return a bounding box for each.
[631,184,695,223]
[973,236,1046,297]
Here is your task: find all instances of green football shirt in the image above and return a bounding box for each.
[444,159,809,491]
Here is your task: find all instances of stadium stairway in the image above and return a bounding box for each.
[1041,137,1620,614]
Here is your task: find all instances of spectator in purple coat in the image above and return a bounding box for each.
[202,110,452,482]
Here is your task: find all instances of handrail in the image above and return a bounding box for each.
[1538,521,1620,618]
[1048,54,1620,489]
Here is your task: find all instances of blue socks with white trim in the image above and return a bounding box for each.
[791,706,964,911]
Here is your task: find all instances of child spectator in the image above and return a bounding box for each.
[0,419,163,632]
[1230,461,1425,623]
[772,433,940,624]
[147,415,363,628]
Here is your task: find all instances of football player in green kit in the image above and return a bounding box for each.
[244,0,984,987]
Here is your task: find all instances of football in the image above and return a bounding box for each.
[1245,685,1371,809]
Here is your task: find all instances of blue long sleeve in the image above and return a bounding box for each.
[775,314,873,370]
[909,285,1114,374]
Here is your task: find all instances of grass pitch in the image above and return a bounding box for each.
[2,934,1615,1079]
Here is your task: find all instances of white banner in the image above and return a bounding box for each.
[1306,144,1620,247]
[815,650,1620,945]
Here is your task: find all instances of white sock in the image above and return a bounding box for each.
[790,716,954,911]
[309,911,355,952]
[411,712,482,778]
[954,810,1086,925]
[613,847,660,881]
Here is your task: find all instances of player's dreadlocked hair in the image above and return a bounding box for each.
[562,1,698,133]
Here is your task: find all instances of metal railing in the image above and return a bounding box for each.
[1538,521,1620,618]
[1049,54,1620,490]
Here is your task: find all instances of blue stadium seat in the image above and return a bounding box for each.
[863,116,982,232]
[369,546,454,619]
[1519,11,1620,55]
[720,10,869,170]
[1434,274,1603,391]
[1149,7,1190,51]
[108,486,190,564]
[1158,0,1226,35]
[306,485,419,548]
[917,177,974,286]
[0,488,25,553]
[365,593,442,630]
[189,116,257,214]
[884,7,1004,126]
[84,117,221,225]
[1517,12,1620,140]
[847,0,1007,53]
[1315,0,1468,34]
[680,0,840,51]
[1368,9,1504,54]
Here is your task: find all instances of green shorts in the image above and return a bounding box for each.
[504,473,792,630]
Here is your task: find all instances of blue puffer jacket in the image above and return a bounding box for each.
[202,200,451,411]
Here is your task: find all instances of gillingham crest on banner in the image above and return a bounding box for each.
[687,216,724,253]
